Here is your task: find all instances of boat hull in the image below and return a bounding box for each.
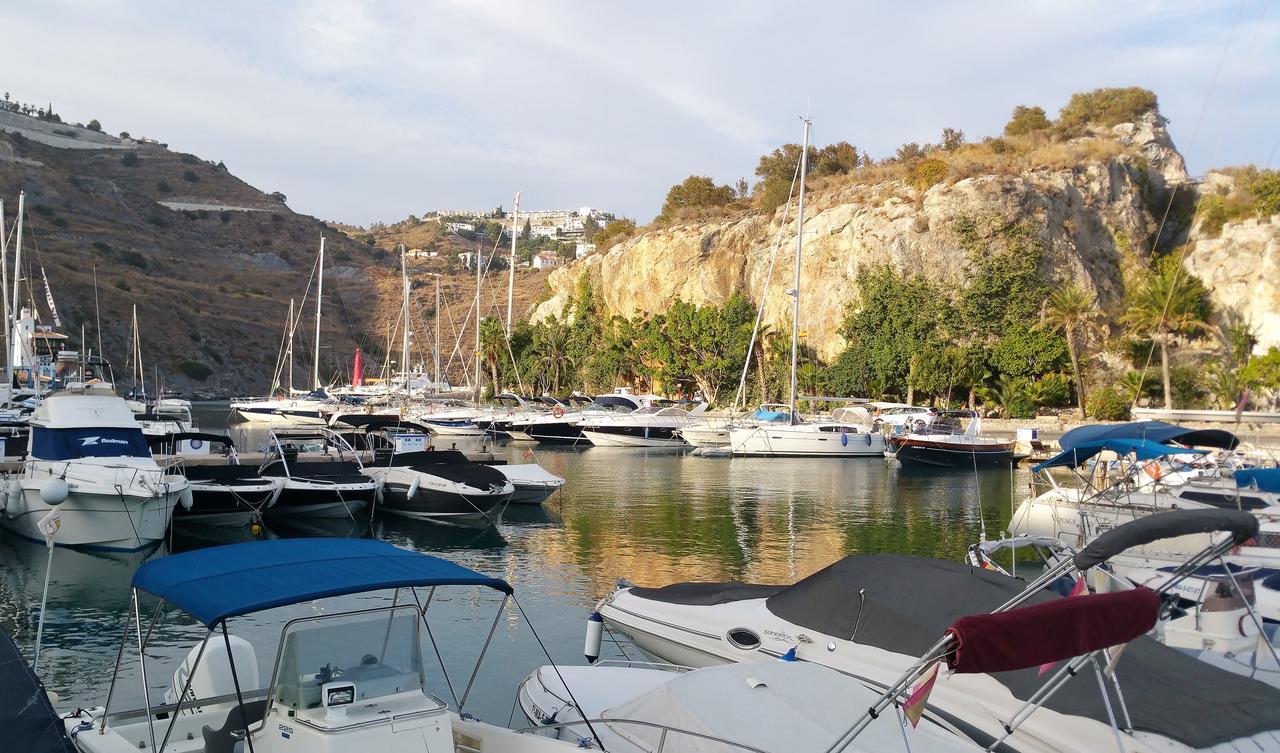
[378,483,508,526]
[514,420,586,445]
[1,486,180,551]
[889,437,1019,467]
[176,482,281,526]
[265,482,375,518]
[730,426,886,457]
[581,427,687,448]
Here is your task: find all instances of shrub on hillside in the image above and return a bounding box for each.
[912,157,948,193]
[1087,386,1132,421]
[591,218,637,250]
[1003,105,1051,137]
[178,360,213,381]
[114,279,130,292]
[1058,87,1158,133]
[659,175,735,221]
[156,181,172,193]
[87,119,101,132]
[183,170,199,183]
[121,152,139,167]
[180,154,199,164]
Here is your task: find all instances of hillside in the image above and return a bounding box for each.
[0,108,546,395]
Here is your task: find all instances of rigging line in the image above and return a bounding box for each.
[732,146,803,415]
[1130,0,1248,405]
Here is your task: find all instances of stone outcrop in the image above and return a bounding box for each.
[533,120,1182,361]
[1184,216,1280,352]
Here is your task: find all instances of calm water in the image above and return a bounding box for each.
[0,403,1033,727]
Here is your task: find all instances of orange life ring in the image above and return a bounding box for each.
[552,406,565,418]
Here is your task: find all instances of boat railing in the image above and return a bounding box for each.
[515,717,771,753]
[587,659,695,672]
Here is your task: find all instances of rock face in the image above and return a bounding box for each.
[1184,217,1280,353]
[534,121,1180,361]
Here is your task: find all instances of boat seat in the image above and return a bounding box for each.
[202,700,267,753]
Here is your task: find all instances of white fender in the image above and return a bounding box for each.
[406,475,421,500]
[3,480,24,517]
[584,611,604,663]
[178,487,194,511]
[40,479,69,506]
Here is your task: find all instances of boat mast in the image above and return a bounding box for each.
[8,192,24,384]
[474,239,482,403]
[400,244,410,392]
[0,198,8,391]
[428,272,442,393]
[506,190,520,333]
[286,298,295,394]
[788,118,810,424]
[313,236,325,391]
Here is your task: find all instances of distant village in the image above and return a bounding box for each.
[408,206,616,271]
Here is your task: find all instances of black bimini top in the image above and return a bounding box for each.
[385,450,508,489]
[759,554,1280,748]
[0,627,74,753]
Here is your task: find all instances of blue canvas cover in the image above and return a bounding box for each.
[1236,468,1280,493]
[132,538,512,626]
[1059,421,1239,451]
[1032,438,1207,473]
[0,627,75,753]
[31,427,151,461]
[753,409,791,422]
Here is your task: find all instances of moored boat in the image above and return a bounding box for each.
[887,411,1022,467]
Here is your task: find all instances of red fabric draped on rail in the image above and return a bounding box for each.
[944,588,1160,674]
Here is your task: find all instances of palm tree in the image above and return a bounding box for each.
[1122,262,1212,409]
[534,325,574,393]
[749,322,773,405]
[1036,283,1101,418]
[478,317,507,394]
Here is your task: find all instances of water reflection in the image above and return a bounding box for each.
[0,403,1034,723]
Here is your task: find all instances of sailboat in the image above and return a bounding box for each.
[231,237,335,425]
[730,119,886,458]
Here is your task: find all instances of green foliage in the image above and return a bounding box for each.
[988,323,1068,379]
[86,118,101,132]
[591,219,636,250]
[183,170,199,183]
[813,142,862,175]
[980,376,1034,418]
[941,128,965,151]
[659,175,735,221]
[1003,105,1050,137]
[1255,170,1280,216]
[1057,87,1158,133]
[1026,372,1072,407]
[156,180,172,193]
[753,141,861,213]
[1241,348,1280,389]
[114,279,130,291]
[120,249,148,269]
[119,131,130,139]
[1087,386,1132,421]
[911,157,948,193]
[1122,255,1213,338]
[178,360,213,381]
[895,142,926,162]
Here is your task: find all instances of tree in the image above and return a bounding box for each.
[1121,257,1212,409]
[581,215,601,242]
[941,128,965,151]
[813,142,861,175]
[658,175,735,221]
[86,118,102,132]
[894,142,926,162]
[1058,87,1158,133]
[1035,283,1102,417]
[478,317,507,393]
[532,322,575,393]
[119,131,130,139]
[734,178,749,198]
[912,158,948,193]
[1003,105,1050,137]
[521,220,531,240]
[592,219,636,250]
[753,143,813,212]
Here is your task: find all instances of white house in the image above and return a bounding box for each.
[532,253,562,270]
[446,222,476,233]
[457,251,479,269]
[575,243,596,259]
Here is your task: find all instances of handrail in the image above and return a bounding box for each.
[515,717,772,753]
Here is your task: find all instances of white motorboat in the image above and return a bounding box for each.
[258,428,378,518]
[60,538,591,753]
[152,433,283,527]
[594,510,1280,753]
[230,391,335,425]
[579,399,708,448]
[409,400,487,436]
[490,461,566,504]
[0,388,191,551]
[729,411,886,457]
[517,660,982,753]
[506,393,634,445]
[363,448,513,527]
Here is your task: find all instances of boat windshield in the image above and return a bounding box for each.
[31,427,151,460]
[590,396,639,412]
[273,606,424,711]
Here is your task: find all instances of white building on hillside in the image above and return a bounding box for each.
[532,253,562,270]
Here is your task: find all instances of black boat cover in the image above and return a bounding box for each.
[759,554,1280,748]
[330,414,432,433]
[185,464,269,482]
[629,582,785,606]
[0,628,75,753]
[1072,509,1259,570]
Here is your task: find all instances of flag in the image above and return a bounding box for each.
[1235,389,1251,420]
[1039,576,1087,675]
[902,661,939,728]
[38,508,62,548]
[522,447,535,460]
[353,347,364,387]
[41,266,62,328]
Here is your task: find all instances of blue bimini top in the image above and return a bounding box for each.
[1032,438,1208,473]
[132,538,512,626]
[1059,421,1239,452]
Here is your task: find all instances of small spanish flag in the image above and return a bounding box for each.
[1038,576,1087,676]
[902,661,940,728]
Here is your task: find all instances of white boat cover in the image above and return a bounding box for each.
[491,462,565,486]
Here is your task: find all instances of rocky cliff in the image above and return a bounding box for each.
[1185,216,1280,352]
[533,113,1273,361]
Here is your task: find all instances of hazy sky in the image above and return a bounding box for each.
[4,1,1277,225]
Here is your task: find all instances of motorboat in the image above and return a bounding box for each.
[364,449,513,527]
[506,393,630,445]
[870,403,939,433]
[578,398,708,448]
[887,411,1023,467]
[517,660,982,753]
[58,538,594,753]
[409,399,487,436]
[258,428,378,518]
[473,393,547,438]
[488,461,566,504]
[678,404,794,449]
[593,510,1280,753]
[0,388,191,551]
[229,390,337,425]
[729,405,886,457]
[153,434,283,527]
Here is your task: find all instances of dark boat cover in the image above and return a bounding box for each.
[629,582,785,606]
[1072,509,1259,570]
[1060,420,1239,451]
[760,554,1280,748]
[945,588,1159,674]
[0,628,75,753]
[185,464,270,482]
[146,432,234,449]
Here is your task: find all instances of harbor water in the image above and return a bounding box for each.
[0,402,1033,727]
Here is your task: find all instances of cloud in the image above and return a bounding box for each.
[1,0,1276,224]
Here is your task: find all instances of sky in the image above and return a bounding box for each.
[3,1,1277,225]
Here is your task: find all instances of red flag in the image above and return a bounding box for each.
[902,661,939,728]
[353,347,364,387]
[522,447,535,460]
[1038,576,1087,675]
[1235,389,1251,420]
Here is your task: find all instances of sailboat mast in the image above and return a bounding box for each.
[286,298,295,394]
[0,198,8,387]
[507,191,520,333]
[431,272,441,393]
[313,236,325,391]
[788,118,810,424]
[9,191,24,380]
[474,239,482,403]
[400,244,410,391]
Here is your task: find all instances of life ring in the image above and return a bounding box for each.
[552,406,565,418]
